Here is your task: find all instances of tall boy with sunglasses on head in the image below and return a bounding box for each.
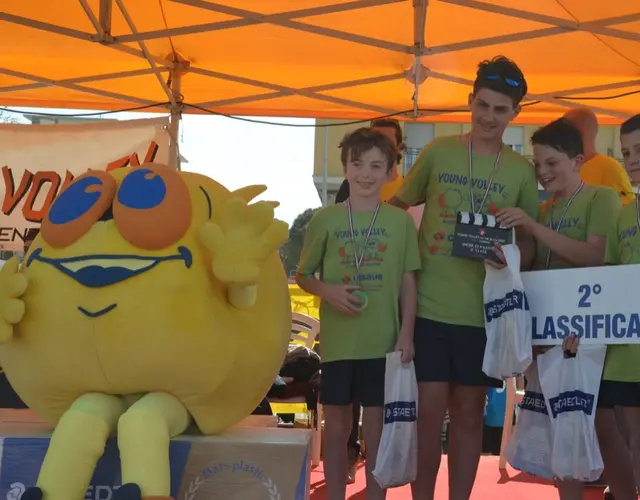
[390,55,540,499]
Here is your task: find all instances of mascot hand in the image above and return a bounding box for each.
[200,198,288,285]
[0,257,27,342]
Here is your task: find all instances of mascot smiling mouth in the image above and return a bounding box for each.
[26,246,193,288]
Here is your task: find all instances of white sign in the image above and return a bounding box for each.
[0,118,171,251]
[522,265,640,345]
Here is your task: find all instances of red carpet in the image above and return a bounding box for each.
[309,456,605,499]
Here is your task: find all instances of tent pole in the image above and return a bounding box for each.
[412,0,428,118]
[322,124,329,205]
[168,66,183,171]
[99,0,112,36]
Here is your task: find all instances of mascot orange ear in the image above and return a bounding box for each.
[41,171,116,248]
[113,164,192,250]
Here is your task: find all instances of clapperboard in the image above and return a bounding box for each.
[451,211,512,262]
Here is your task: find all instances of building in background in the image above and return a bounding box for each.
[313,119,625,203]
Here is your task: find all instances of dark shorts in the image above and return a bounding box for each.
[413,316,502,388]
[598,380,640,408]
[320,358,386,407]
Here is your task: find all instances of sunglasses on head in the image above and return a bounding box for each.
[485,74,521,87]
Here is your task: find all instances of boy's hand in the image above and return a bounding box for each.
[563,333,579,358]
[320,284,363,315]
[497,207,536,232]
[395,331,414,363]
[484,242,507,270]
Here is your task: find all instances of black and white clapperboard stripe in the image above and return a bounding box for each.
[456,211,500,229]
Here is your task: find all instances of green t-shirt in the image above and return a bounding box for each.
[395,136,540,328]
[297,203,421,362]
[603,200,640,382]
[534,185,621,270]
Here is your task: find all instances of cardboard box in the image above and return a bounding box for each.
[0,418,310,500]
[0,410,279,429]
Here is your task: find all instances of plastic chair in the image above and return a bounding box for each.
[499,375,525,469]
[269,313,323,466]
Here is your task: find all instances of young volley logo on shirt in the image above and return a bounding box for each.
[435,173,509,222]
[333,226,389,288]
[548,217,583,232]
[617,224,640,264]
[427,175,510,256]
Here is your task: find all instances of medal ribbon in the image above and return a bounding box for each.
[467,137,503,214]
[545,181,585,269]
[346,199,381,283]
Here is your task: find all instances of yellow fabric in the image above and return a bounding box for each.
[580,154,634,205]
[0,165,291,498]
[0,2,635,123]
[119,393,192,497]
[289,284,319,318]
[38,394,124,500]
[380,174,404,202]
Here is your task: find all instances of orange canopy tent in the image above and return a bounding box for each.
[0,0,638,132]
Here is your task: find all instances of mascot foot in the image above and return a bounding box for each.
[114,483,174,500]
[114,484,142,500]
[21,487,43,500]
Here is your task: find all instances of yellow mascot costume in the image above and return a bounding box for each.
[0,164,291,500]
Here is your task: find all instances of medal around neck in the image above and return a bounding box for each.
[351,290,368,310]
[451,139,510,261]
[346,198,379,311]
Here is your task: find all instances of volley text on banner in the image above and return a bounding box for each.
[0,118,170,252]
[522,265,640,345]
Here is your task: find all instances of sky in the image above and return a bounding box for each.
[3,108,322,225]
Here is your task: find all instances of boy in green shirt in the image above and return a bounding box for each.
[297,128,421,500]
[594,114,640,500]
[390,56,539,499]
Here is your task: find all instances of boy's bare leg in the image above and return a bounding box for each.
[347,404,361,483]
[362,406,386,500]
[596,408,637,500]
[324,404,353,500]
[447,384,486,500]
[411,381,449,500]
[556,480,583,500]
[622,407,640,488]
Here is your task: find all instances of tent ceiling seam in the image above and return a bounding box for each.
[170,0,411,54]
[553,0,640,71]
[113,0,177,106]
[0,0,636,120]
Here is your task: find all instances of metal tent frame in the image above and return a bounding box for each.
[1,0,638,168]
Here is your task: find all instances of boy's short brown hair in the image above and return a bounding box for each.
[339,127,396,172]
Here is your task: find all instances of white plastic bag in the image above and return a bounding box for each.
[537,345,606,482]
[482,243,533,379]
[372,351,418,488]
[504,361,554,479]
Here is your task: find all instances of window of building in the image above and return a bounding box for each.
[404,148,420,174]
[403,123,434,174]
[503,126,524,154]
